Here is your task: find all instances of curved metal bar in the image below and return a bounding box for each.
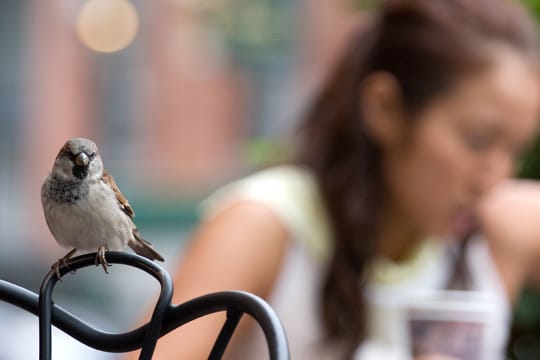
[0,278,150,350]
[162,290,290,360]
[209,309,243,359]
[0,252,290,359]
[38,252,173,360]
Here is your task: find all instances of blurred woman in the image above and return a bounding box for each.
[142,0,540,359]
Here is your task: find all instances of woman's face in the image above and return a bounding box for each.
[383,49,540,237]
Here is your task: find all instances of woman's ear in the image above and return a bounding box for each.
[359,72,406,149]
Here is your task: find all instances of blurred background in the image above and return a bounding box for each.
[0,0,540,359]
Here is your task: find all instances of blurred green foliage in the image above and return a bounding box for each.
[349,0,381,10]
[520,140,540,180]
[196,0,295,68]
[523,0,540,16]
[243,137,293,167]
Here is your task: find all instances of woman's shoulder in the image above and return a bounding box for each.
[200,165,333,260]
[200,165,318,214]
[233,165,318,193]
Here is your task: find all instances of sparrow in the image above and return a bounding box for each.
[41,137,164,276]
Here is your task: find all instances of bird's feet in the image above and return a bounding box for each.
[51,248,78,278]
[95,246,111,273]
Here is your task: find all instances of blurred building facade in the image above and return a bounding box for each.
[0,0,361,258]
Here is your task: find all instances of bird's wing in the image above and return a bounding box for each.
[101,171,135,218]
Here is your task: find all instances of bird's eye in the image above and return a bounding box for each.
[66,151,77,162]
[88,152,96,161]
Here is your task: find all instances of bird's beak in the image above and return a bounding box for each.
[75,152,90,167]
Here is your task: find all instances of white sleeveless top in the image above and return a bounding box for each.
[200,166,510,360]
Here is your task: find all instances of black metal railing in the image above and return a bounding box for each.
[0,252,290,360]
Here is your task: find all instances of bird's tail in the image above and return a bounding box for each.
[128,229,164,262]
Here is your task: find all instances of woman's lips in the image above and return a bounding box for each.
[447,207,477,236]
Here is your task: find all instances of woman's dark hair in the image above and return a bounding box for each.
[297,0,539,357]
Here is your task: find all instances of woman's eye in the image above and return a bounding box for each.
[462,133,493,151]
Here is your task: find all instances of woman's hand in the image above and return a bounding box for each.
[478,179,540,250]
[477,179,540,298]
[415,354,462,360]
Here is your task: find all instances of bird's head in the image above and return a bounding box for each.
[51,138,103,182]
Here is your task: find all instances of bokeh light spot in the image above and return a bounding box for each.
[76,0,139,53]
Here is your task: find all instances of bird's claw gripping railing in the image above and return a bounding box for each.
[0,252,290,360]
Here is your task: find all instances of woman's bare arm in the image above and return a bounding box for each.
[127,201,289,359]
